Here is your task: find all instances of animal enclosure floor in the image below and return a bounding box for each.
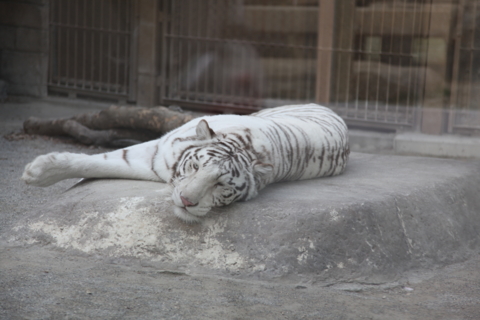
[1,97,480,319]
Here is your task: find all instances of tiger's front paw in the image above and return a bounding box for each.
[22,152,72,187]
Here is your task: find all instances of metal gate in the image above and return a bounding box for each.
[48,0,136,102]
[160,0,435,129]
[159,0,480,134]
[161,0,323,114]
[161,0,269,113]
[449,0,480,135]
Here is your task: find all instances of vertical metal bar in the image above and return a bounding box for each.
[170,0,177,99]
[240,39,249,106]
[171,0,176,100]
[210,1,218,103]
[124,0,130,96]
[295,50,301,102]
[315,0,335,105]
[373,1,388,122]
[292,14,297,103]
[48,0,54,86]
[201,1,208,103]
[406,0,415,112]
[466,0,478,110]
[347,1,356,108]
[385,0,397,122]
[417,0,430,107]
[107,3,113,91]
[187,0,194,101]
[284,9,295,100]
[176,1,183,100]
[448,0,465,133]
[395,0,408,117]
[65,0,70,86]
[275,8,282,101]
[263,13,271,103]
[159,0,168,104]
[73,0,79,89]
[220,16,227,105]
[333,1,343,107]
[354,3,366,117]
[57,0,62,85]
[332,1,355,109]
[115,0,121,94]
[417,0,433,132]
[169,0,177,100]
[308,10,317,102]
[295,42,302,103]
[128,0,138,102]
[57,0,60,85]
[219,39,226,106]
[90,0,95,90]
[186,0,193,101]
[179,1,184,100]
[419,0,431,114]
[405,1,418,111]
[406,0,415,110]
[411,3,424,106]
[97,0,104,90]
[364,0,376,118]
[201,2,206,101]
[82,0,87,90]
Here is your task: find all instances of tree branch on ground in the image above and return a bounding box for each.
[23,105,196,147]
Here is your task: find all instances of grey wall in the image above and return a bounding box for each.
[0,0,48,97]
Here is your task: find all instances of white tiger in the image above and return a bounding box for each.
[22,104,350,223]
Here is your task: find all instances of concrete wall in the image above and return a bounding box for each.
[0,0,48,97]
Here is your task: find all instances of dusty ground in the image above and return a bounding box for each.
[1,97,480,319]
[1,245,480,320]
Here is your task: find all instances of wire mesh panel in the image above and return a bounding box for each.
[162,0,319,113]
[329,0,439,130]
[48,0,135,101]
[161,0,438,130]
[450,0,480,134]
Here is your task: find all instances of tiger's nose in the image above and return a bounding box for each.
[180,195,197,207]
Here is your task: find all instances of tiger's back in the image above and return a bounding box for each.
[250,104,349,183]
[158,103,349,184]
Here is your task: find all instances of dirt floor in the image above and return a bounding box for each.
[1,98,480,319]
[1,244,480,320]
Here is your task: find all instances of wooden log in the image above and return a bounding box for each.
[23,105,196,146]
[61,120,159,147]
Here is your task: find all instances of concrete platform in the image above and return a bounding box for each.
[7,152,480,284]
[395,132,480,158]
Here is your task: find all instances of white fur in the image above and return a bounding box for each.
[22,104,349,222]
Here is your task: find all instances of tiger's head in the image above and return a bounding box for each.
[170,119,272,223]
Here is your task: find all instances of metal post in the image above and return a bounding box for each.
[315,0,335,105]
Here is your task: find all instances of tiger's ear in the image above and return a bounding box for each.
[253,161,273,176]
[196,119,216,140]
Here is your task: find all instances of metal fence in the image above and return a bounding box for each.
[161,0,269,113]
[48,0,480,135]
[48,0,136,102]
[450,0,480,134]
[160,0,439,131]
[161,0,321,113]
[329,0,436,131]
